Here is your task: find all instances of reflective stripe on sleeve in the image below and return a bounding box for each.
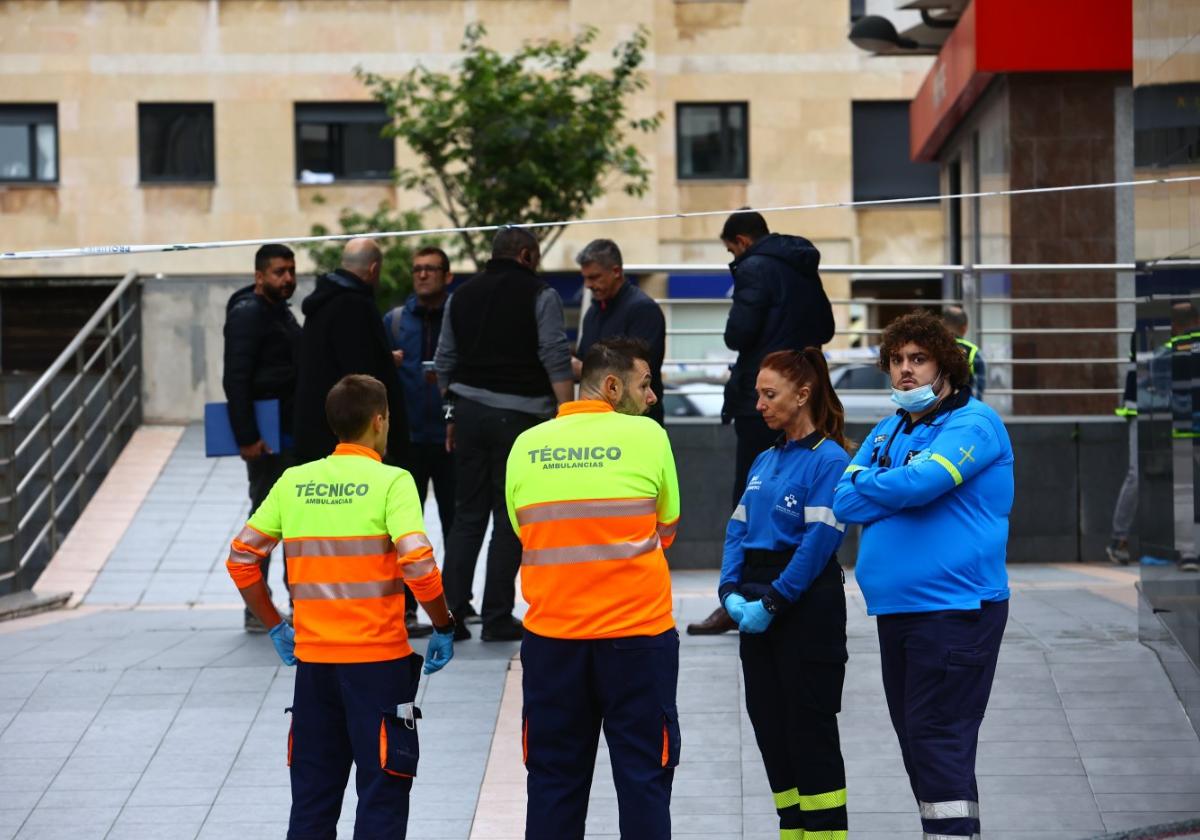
[799,787,847,811]
[401,559,437,579]
[227,547,260,565]
[730,504,747,523]
[803,506,845,533]
[394,532,433,556]
[919,800,979,820]
[930,453,964,486]
[283,536,395,558]
[515,497,657,526]
[656,519,678,540]
[772,787,800,810]
[234,525,277,554]
[290,578,406,600]
[521,535,661,566]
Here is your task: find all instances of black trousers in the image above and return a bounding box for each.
[877,600,1007,839]
[739,572,848,837]
[403,442,456,617]
[521,629,680,840]
[287,655,421,840]
[441,398,543,629]
[246,451,293,589]
[732,414,778,508]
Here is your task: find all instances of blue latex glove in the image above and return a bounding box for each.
[738,600,774,634]
[268,621,297,666]
[723,593,748,624]
[424,629,454,675]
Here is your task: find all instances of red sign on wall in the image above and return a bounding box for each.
[910,0,1132,162]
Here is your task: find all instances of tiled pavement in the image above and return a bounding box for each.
[2,425,1200,839]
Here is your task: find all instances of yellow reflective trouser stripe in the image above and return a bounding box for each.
[804,832,849,839]
[930,453,963,485]
[779,830,803,840]
[799,788,847,811]
[773,788,801,810]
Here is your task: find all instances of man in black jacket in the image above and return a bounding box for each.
[687,210,835,635]
[435,226,574,641]
[222,243,301,632]
[294,238,410,466]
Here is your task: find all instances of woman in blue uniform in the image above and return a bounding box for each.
[719,347,851,840]
[833,311,1013,840]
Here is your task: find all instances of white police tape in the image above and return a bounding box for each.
[2,175,1197,262]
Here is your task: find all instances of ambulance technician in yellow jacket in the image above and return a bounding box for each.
[226,374,456,840]
[505,337,682,840]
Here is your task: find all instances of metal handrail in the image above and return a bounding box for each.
[4,270,140,423]
[0,269,143,594]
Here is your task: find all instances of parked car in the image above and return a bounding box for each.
[830,363,894,420]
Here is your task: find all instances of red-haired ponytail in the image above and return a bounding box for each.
[760,348,850,451]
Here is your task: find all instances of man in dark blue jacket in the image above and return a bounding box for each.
[688,210,834,635]
[382,246,456,550]
[573,238,666,425]
[222,243,301,632]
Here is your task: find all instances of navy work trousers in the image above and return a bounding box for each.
[521,628,681,840]
[287,655,421,840]
[877,599,1008,839]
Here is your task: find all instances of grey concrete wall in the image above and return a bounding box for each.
[665,417,1134,568]
[140,274,315,423]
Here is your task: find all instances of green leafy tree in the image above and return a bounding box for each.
[301,201,440,312]
[358,23,659,270]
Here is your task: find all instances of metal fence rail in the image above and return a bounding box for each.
[0,270,142,595]
[630,262,1141,406]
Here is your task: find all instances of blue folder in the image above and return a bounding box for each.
[204,400,281,457]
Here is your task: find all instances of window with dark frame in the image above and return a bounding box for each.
[138,103,215,183]
[676,102,748,181]
[294,103,394,182]
[0,105,58,183]
[851,100,939,202]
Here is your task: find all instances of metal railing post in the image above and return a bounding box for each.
[0,419,14,592]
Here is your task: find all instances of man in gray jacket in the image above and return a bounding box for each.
[435,227,574,641]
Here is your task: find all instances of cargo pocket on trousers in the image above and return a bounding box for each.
[661,707,681,769]
[379,705,422,778]
[938,648,992,719]
[284,706,293,767]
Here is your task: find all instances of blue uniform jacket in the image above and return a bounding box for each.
[383,294,447,446]
[719,431,850,606]
[832,389,1013,615]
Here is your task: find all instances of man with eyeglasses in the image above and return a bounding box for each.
[384,247,457,636]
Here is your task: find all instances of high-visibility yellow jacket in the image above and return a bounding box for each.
[225,443,442,663]
[505,400,681,640]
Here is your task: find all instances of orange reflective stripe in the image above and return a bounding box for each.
[661,722,669,767]
[516,498,658,527]
[290,578,406,600]
[284,536,394,558]
[656,519,678,540]
[522,535,660,566]
[227,547,260,565]
[394,532,433,556]
[235,525,277,555]
[402,559,437,579]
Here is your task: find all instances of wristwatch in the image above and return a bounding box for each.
[432,612,456,635]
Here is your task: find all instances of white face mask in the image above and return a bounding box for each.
[890,374,942,412]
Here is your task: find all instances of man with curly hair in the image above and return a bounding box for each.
[833,310,1014,840]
